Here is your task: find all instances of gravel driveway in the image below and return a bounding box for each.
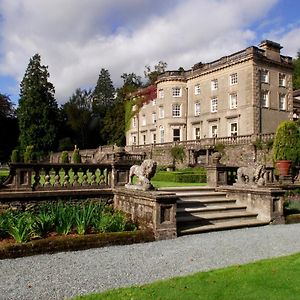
[1,223,300,300]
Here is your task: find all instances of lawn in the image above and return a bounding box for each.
[151,181,206,188]
[73,252,300,300]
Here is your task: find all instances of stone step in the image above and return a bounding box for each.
[177,204,247,214]
[175,191,227,197]
[177,211,258,224]
[177,198,237,207]
[159,187,218,195]
[178,219,269,235]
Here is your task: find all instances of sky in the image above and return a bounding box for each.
[0,0,300,105]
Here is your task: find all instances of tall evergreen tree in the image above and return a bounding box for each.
[17,54,59,153]
[0,93,18,162]
[92,68,115,107]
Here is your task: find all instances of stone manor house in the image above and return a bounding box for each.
[126,40,293,146]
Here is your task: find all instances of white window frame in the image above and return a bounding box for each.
[211,97,218,113]
[279,73,286,87]
[210,125,218,138]
[195,127,201,140]
[229,122,238,137]
[159,106,164,119]
[211,79,218,90]
[194,84,201,95]
[132,116,137,128]
[152,133,156,144]
[229,93,237,109]
[230,73,238,85]
[195,102,201,116]
[261,91,269,108]
[172,87,182,97]
[159,126,164,143]
[158,89,164,99]
[173,128,181,142]
[152,112,157,124]
[279,94,286,111]
[172,104,181,117]
[142,115,146,126]
[261,70,269,83]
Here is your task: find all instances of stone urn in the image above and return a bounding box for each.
[211,152,222,164]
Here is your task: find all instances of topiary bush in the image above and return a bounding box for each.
[10,149,20,163]
[60,151,69,163]
[272,120,300,166]
[72,148,81,164]
[23,145,35,163]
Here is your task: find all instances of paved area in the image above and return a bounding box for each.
[0,223,300,299]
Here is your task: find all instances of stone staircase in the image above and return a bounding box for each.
[159,186,269,236]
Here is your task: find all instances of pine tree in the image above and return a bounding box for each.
[92,68,115,107]
[17,54,59,153]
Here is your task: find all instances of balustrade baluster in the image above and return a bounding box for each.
[82,170,89,186]
[91,169,97,186]
[33,169,41,189]
[73,168,80,187]
[54,169,61,188]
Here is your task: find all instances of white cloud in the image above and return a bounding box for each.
[0,0,278,104]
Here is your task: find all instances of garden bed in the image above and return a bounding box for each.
[0,230,154,259]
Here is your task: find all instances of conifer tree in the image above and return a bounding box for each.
[17,54,59,153]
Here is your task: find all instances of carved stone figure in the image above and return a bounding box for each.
[235,165,266,186]
[126,159,157,191]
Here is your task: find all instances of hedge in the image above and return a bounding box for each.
[152,171,207,183]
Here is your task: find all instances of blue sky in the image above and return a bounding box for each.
[0,0,299,105]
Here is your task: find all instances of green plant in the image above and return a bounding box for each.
[272,121,300,165]
[60,151,69,163]
[94,211,126,233]
[31,205,55,238]
[7,212,34,243]
[252,139,264,150]
[23,145,35,163]
[214,142,225,153]
[72,148,81,163]
[52,202,74,235]
[170,145,186,165]
[75,203,95,235]
[10,149,20,163]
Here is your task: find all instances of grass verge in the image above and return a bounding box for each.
[72,252,300,300]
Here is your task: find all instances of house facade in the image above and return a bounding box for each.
[126,40,293,146]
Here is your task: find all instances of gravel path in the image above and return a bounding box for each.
[1,223,300,300]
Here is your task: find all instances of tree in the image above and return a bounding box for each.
[144,61,167,85]
[17,54,59,153]
[293,50,300,90]
[62,89,94,149]
[0,93,18,162]
[92,68,115,107]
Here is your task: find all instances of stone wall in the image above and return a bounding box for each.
[113,188,178,240]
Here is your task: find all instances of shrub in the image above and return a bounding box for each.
[60,151,69,163]
[72,148,81,164]
[272,121,300,166]
[94,211,126,233]
[74,202,95,235]
[58,137,73,151]
[31,205,55,238]
[170,145,186,164]
[7,212,34,243]
[10,149,20,163]
[214,143,225,154]
[52,202,74,235]
[23,145,35,163]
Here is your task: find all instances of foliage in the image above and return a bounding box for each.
[60,151,69,163]
[144,61,167,85]
[72,148,81,164]
[94,211,126,233]
[23,145,35,163]
[214,143,225,153]
[17,53,59,153]
[92,68,115,107]
[7,212,34,243]
[284,189,300,215]
[272,120,300,165]
[293,50,300,90]
[10,149,20,163]
[62,88,94,148]
[52,202,75,235]
[74,203,95,235]
[31,205,55,238]
[0,93,18,162]
[170,145,186,164]
[152,170,207,183]
[58,137,73,151]
[72,253,300,300]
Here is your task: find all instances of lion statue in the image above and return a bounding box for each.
[235,165,266,186]
[126,159,157,191]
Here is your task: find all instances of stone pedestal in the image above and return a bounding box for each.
[113,188,178,240]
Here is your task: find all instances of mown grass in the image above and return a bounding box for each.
[72,252,300,300]
[151,181,207,188]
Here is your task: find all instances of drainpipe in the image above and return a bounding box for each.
[258,69,262,136]
[185,87,188,141]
